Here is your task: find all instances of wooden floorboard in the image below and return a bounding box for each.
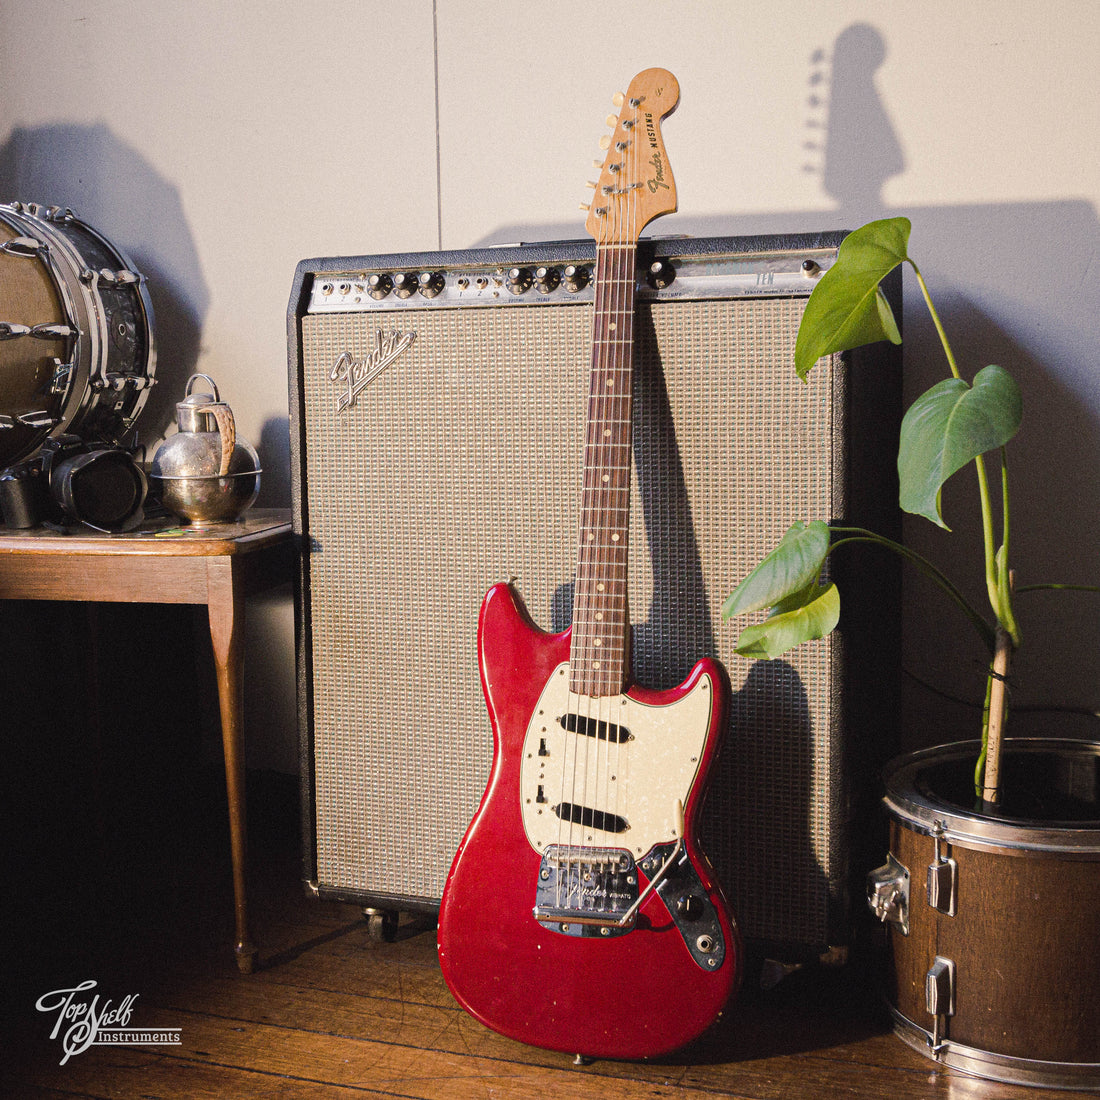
[3,768,1096,1099]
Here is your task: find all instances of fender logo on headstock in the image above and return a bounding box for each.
[642,113,670,192]
[329,329,416,412]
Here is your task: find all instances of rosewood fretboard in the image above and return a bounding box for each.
[569,243,638,697]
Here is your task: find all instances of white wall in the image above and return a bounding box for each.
[2,1,1098,766]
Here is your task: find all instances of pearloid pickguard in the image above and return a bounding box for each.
[519,662,714,858]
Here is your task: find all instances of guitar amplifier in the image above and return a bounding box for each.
[288,233,901,957]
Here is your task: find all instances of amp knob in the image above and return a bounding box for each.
[392,272,418,299]
[506,266,533,294]
[367,273,393,300]
[418,271,445,298]
[647,259,675,289]
[534,266,560,294]
[563,264,590,293]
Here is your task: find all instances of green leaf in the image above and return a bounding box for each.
[733,583,840,660]
[721,520,831,618]
[898,364,1023,527]
[794,217,910,380]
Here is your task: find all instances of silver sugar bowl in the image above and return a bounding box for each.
[150,374,261,528]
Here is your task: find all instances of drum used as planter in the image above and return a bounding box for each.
[868,738,1100,1089]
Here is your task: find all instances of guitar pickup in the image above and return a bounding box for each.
[553,802,629,834]
[558,713,633,743]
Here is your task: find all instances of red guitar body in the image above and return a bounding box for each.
[436,582,740,1059]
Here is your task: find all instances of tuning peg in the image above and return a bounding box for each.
[585,180,598,189]
[580,202,591,212]
[593,159,603,169]
[612,91,625,107]
[606,114,618,128]
[599,135,612,150]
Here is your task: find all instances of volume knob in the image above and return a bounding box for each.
[367,273,393,300]
[676,894,705,921]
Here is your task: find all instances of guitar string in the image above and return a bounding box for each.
[610,103,638,883]
[561,210,610,905]
[576,173,618,905]
[596,107,636,906]
[596,114,636,905]
[558,93,642,915]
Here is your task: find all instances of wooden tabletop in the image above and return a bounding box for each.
[0,508,293,558]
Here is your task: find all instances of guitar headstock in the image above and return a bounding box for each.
[584,68,679,244]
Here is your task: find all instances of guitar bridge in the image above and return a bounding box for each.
[533,845,638,937]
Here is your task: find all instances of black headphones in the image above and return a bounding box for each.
[0,434,146,532]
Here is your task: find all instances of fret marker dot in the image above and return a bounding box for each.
[603,429,611,437]
[606,377,614,387]
[611,533,620,542]
[594,639,602,647]
[587,532,595,541]
[602,474,610,483]
[596,612,603,620]
[593,661,601,669]
[597,583,605,592]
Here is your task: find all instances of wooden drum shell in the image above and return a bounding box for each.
[880,739,1100,1089]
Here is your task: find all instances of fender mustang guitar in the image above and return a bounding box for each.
[436,68,740,1060]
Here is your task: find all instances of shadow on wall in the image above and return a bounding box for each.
[0,124,300,771]
[477,22,1100,751]
[0,122,208,449]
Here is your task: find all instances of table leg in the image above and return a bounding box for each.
[206,557,258,974]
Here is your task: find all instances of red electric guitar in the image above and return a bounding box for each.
[436,68,740,1060]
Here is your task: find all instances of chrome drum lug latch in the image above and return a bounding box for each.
[925,955,956,1050]
[926,822,958,917]
[867,852,910,935]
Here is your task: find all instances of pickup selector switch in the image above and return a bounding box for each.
[507,267,533,294]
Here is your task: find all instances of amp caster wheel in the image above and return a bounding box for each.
[363,907,399,942]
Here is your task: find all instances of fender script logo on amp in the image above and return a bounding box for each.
[330,330,417,412]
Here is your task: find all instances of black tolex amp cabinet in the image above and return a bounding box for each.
[288,233,901,957]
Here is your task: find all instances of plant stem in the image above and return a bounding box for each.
[910,262,961,380]
[994,451,1021,645]
[910,260,1018,648]
[974,452,1002,614]
[829,527,994,651]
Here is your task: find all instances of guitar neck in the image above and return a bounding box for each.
[569,243,638,696]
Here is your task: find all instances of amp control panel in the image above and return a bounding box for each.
[304,239,834,314]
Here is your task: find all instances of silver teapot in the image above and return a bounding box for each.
[150,374,261,527]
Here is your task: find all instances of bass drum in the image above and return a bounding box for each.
[0,201,156,468]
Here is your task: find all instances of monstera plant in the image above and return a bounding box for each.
[721,216,1097,809]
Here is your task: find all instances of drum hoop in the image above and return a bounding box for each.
[890,1006,1100,1088]
[883,737,1100,854]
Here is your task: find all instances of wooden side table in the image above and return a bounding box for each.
[0,508,294,973]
